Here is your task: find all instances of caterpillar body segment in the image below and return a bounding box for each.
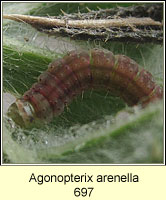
[7,48,163,128]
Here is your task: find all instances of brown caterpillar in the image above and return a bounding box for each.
[7,48,163,128]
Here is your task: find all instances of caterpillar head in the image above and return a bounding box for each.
[7,99,38,128]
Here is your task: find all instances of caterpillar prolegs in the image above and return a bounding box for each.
[7,48,163,128]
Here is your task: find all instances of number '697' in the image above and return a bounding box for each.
[74,187,94,197]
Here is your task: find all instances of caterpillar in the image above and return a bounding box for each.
[7,48,163,128]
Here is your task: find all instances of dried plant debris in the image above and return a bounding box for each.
[56,3,163,22]
[3,4,163,43]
